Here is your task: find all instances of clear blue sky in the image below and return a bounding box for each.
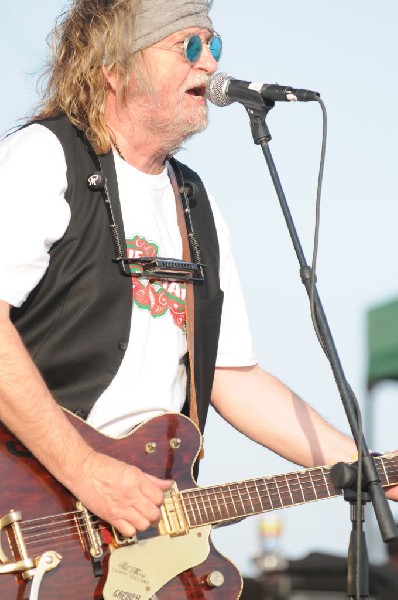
[2,0,398,577]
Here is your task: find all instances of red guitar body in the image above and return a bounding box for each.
[0,413,242,599]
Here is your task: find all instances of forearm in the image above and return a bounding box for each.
[0,302,171,535]
[211,364,356,467]
[0,304,94,493]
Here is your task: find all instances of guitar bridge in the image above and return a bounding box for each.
[159,484,189,537]
[76,501,103,559]
[0,509,61,579]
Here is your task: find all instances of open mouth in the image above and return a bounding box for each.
[185,85,207,98]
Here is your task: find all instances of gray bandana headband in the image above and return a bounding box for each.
[131,0,214,53]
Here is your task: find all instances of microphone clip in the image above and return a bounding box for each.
[245,103,273,145]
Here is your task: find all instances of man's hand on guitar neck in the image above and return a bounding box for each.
[385,478,398,502]
[212,365,398,503]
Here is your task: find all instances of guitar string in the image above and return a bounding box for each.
[182,469,396,512]
[182,458,398,523]
[183,485,398,524]
[20,461,398,540]
[184,482,335,517]
[17,482,390,542]
[182,480,336,523]
[20,514,96,549]
[18,470,335,540]
[180,455,398,504]
[12,457,398,552]
[22,519,85,542]
[181,466,397,510]
[14,471,380,554]
[19,459,398,535]
[17,468,339,535]
[17,478,332,551]
[21,510,82,530]
[26,460,396,540]
[183,474,335,507]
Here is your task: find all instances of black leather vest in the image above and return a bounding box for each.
[11,115,223,434]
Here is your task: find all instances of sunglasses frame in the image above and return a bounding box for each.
[182,33,222,64]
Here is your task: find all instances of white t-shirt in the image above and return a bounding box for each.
[0,124,256,435]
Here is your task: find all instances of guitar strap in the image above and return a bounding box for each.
[167,162,200,433]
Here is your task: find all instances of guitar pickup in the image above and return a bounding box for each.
[159,485,189,537]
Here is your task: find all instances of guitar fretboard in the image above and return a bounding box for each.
[181,454,398,528]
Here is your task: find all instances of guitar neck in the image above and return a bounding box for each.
[181,453,398,528]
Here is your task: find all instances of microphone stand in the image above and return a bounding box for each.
[241,98,398,598]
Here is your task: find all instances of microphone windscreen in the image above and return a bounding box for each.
[206,72,233,107]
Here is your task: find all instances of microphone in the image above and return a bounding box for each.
[206,72,320,107]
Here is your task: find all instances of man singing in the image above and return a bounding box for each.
[0,0,396,569]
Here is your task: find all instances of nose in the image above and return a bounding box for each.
[195,43,218,75]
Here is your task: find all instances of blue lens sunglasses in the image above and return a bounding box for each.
[153,33,223,64]
[183,33,222,64]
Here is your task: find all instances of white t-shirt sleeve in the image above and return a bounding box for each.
[208,192,257,367]
[0,124,70,307]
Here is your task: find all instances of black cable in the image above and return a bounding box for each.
[310,99,364,600]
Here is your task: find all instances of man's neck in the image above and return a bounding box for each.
[107,124,167,174]
[104,99,175,175]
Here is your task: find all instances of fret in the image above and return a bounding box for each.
[308,469,319,500]
[277,475,288,506]
[284,474,294,505]
[249,479,265,510]
[321,468,331,497]
[194,489,203,524]
[181,491,192,525]
[226,483,239,518]
[294,472,305,503]
[388,455,398,484]
[189,489,202,526]
[212,485,224,521]
[379,457,390,486]
[262,477,274,510]
[274,475,285,508]
[311,468,330,500]
[244,481,255,513]
[216,483,244,520]
[234,483,246,516]
[244,480,263,514]
[299,471,317,502]
[220,485,232,520]
[253,479,266,512]
[376,454,398,488]
[204,489,217,521]
[254,479,269,512]
[209,485,226,521]
[234,480,265,517]
[265,478,283,509]
[196,489,209,523]
[289,473,306,505]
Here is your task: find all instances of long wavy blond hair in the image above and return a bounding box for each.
[32,0,142,153]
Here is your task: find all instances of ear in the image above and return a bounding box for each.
[102,65,119,93]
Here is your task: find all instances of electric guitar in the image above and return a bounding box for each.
[0,412,396,600]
